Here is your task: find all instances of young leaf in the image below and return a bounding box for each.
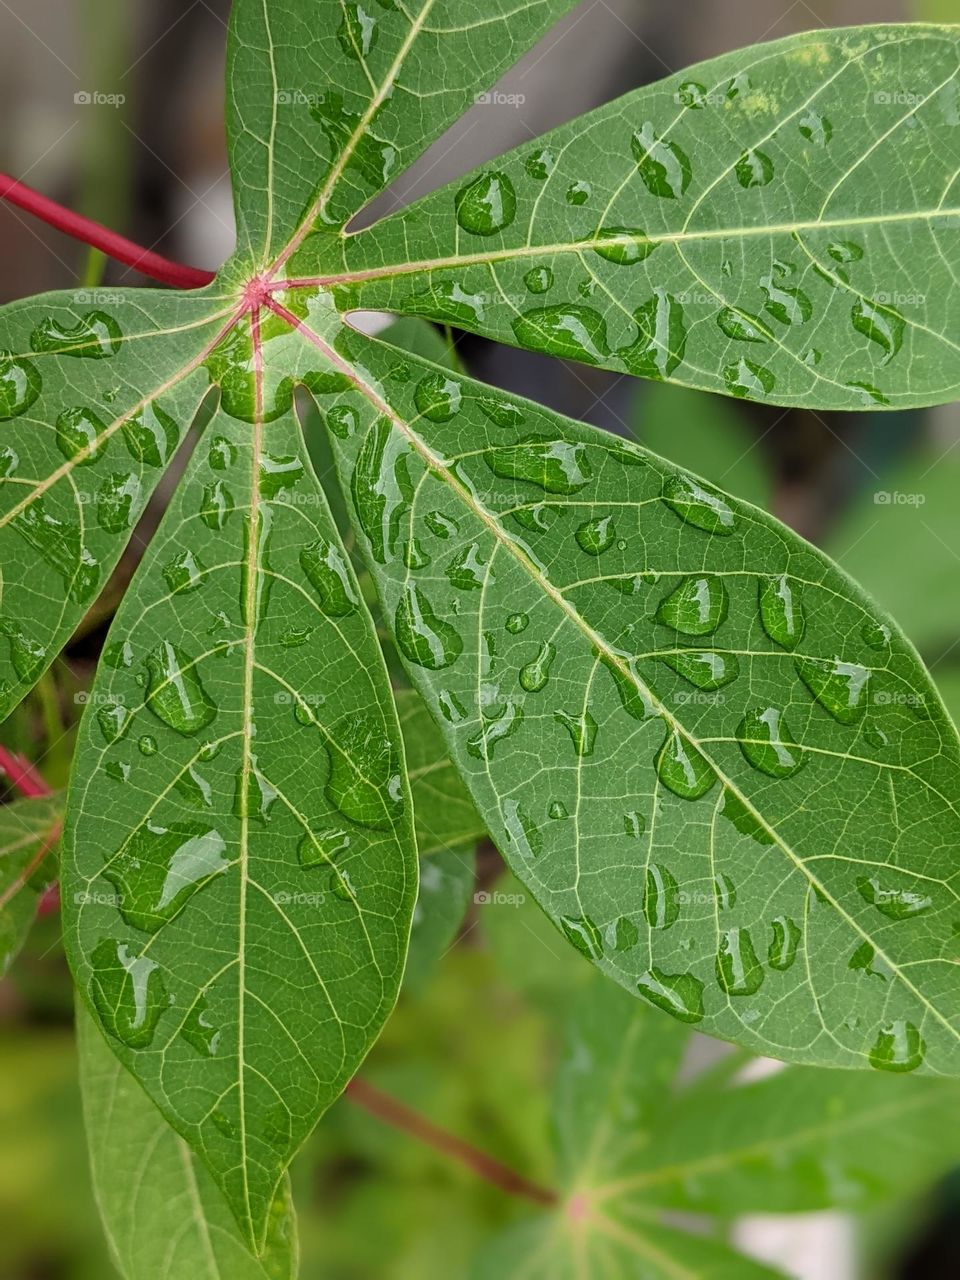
[301,26,960,409]
[77,1004,297,1280]
[0,792,61,974]
[62,385,417,1249]
[310,319,960,1076]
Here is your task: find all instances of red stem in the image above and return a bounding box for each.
[0,745,51,799]
[0,171,217,290]
[344,1078,558,1207]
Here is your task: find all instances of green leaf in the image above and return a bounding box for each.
[302,25,960,410]
[226,0,578,262]
[316,322,960,1076]
[0,792,61,975]
[62,389,417,1248]
[77,1003,297,1280]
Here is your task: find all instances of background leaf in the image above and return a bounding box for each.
[0,792,61,975]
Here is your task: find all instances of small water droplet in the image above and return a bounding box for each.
[0,621,46,684]
[566,180,591,205]
[795,656,870,724]
[105,761,130,783]
[643,863,680,929]
[415,372,462,422]
[512,306,610,366]
[723,357,776,399]
[501,797,542,858]
[714,873,737,910]
[327,404,360,439]
[759,574,804,649]
[121,401,179,468]
[0,350,41,419]
[656,728,716,799]
[618,289,687,380]
[559,914,603,959]
[575,514,615,555]
[96,702,131,745]
[395,584,462,670]
[661,474,736,534]
[299,538,359,615]
[90,939,167,1048]
[200,480,234,530]
[657,575,728,637]
[486,434,592,494]
[0,444,18,476]
[661,649,738,690]
[162,549,205,596]
[519,640,556,692]
[11,497,100,603]
[554,708,597,757]
[624,810,646,837]
[548,800,568,819]
[31,311,122,359]
[851,298,904,363]
[716,926,764,995]
[325,712,403,830]
[592,226,659,266]
[438,688,467,723]
[138,734,157,756]
[208,436,236,470]
[477,396,525,429]
[445,541,487,591]
[524,266,554,294]
[760,274,812,327]
[632,122,692,198]
[97,472,141,534]
[722,789,773,844]
[524,148,555,180]
[455,171,517,236]
[857,876,932,920]
[828,240,864,264]
[798,111,832,146]
[505,612,529,634]
[637,967,704,1023]
[143,641,217,736]
[337,2,378,57]
[299,827,351,866]
[677,80,707,108]
[716,308,771,343]
[56,406,107,463]
[737,707,805,777]
[861,619,890,651]
[869,1020,924,1073]
[608,916,639,951]
[735,149,775,188]
[182,994,221,1056]
[768,915,802,970]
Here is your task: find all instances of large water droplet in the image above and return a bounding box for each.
[661,474,736,534]
[656,729,716,799]
[486,435,592,494]
[512,306,610,366]
[31,311,122,359]
[352,417,413,563]
[857,876,932,920]
[395,583,462,669]
[575,514,615,555]
[325,712,403,830]
[737,707,805,777]
[97,472,141,533]
[455,171,517,236]
[592,226,659,265]
[637,967,704,1023]
[56,407,107,464]
[300,538,359,615]
[559,914,603,959]
[519,640,556,692]
[121,402,179,468]
[760,274,812,327]
[795,656,869,724]
[445,541,487,591]
[0,621,47,684]
[0,350,41,419]
[163,549,205,595]
[12,498,100,603]
[554,708,597,757]
[735,149,774,188]
[477,396,525,429]
[661,649,738,690]
[723,358,776,399]
[467,701,524,759]
[657,575,728,636]
[851,298,905,363]
[869,1020,924,1072]
[143,641,217,735]
[632,122,692,198]
[90,939,167,1047]
[759,574,804,649]
[716,926,764,995]
[618,289,687,379]
[768,915,802,970]
[103,821,228,933]
[337,2,378,57]
[642,863,680,929]
[415,373,461,422]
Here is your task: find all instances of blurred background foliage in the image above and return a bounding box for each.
[1,1,959,1277]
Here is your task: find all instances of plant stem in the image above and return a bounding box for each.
[0,171,217,290]
[344,1078,558,1207]
[0,745,51,799]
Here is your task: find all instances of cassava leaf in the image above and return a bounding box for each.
[307,317,960,1076]
[76,1003,298,1280]
[301,25,960,410]
[0,792,61,974]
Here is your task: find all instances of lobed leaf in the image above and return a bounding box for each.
[0,792,61,974]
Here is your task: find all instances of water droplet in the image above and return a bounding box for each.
[798,111,832,146]
[723,357,776,399]
[624,810,646,837]
[735,149,775,188]
[827,240,863,264]
[714,873,737,910]
[11,497,100,603]
[352,417,414,563]
[795,656,869,724]
[0,350,41,419]
[182,994,221,1056]
[195,478,231,533]
[467,700,524,760]
[609,916,639,951]
[96,702,131,745]
[659,576,730,643]
[716,308,772,343]
[299,538,359,615]
[208,436,236,470]
[559,914,603,959]
[438,689,467,723]
[566,180,590,205]
[661,649,738,690]
[845,380,890,406]
[455,171,517,236]
[524,266,554,294]
[851,298,904,363]
[554,708,597,757]
[324,712,403,830]
[643,863,680,929]
[618,289,687,380]
[327,404,359,439]
[103,821,228,933]
[415,373,461,422]
[0,444,18,476]
[444,541,486,592]
[760,274,812,327]
[524,148,555,180]
[716,926,764,995]
[97,472,141,534]
[637,968,704,1023]
[0,621,47,684]
[486,434,592,494]
[519,639,555,691]
[233,756,278,826]
[337,2,378,57]
[90,939,167,1048]
[512,305,610,366]
[175,765,213,809]
[548,800,568,820]
[632,122,692,198]
[422,511,456,541]
[259,454,303,501]
[857,876,932,920]
[121,401,179,468]
[803,348,822,367]
[477,396,524,429]
[861,619,890,650]
[592,226,659,266]
[869,1020,924,1073]
[299,827,351,867]
[604,654,656,722]
[143,641,217,736]
[501,797,542,858]
[759,574,804,649]
[505,612,529,634]
[403,279,487,327]
[677,80,707,108]
[138,734,157,756]
[31,311,122,359]
[395,583,462,670]
[655,729,716,799]
[163,549,205,595]
[575,514,615,555]
[768,915,802,970]
[661,474,736,534]
[56,406,107,463]
[105,761,130,783]
[737,707,805,777]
